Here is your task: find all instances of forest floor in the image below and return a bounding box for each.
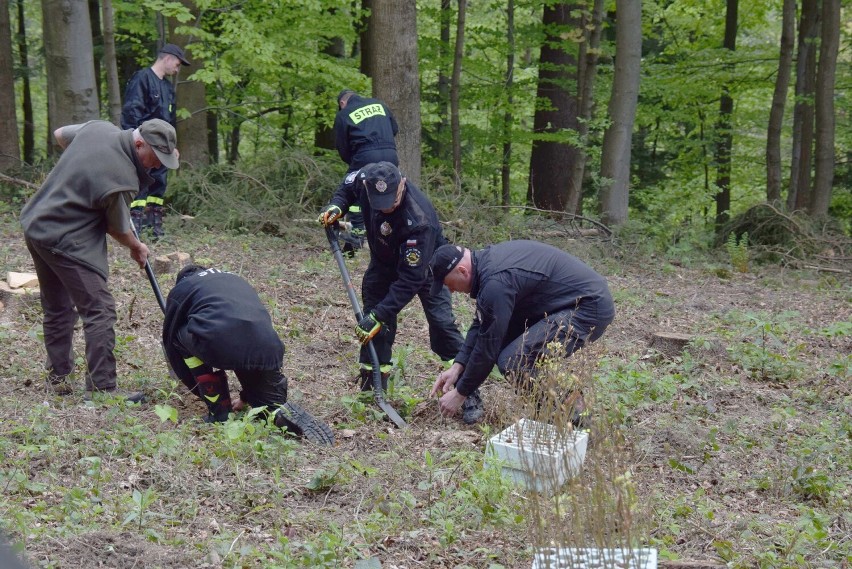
[0,210,849,569]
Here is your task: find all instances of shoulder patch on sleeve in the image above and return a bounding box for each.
[345,171,359,184]
[405,247,423,267]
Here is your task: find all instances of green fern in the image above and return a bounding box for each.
[726,231,749,273]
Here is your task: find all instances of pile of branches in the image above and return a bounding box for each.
[719,202,851,272]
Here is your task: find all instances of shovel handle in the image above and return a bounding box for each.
[324,224,407,428]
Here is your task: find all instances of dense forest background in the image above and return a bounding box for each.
[0,0,849,253]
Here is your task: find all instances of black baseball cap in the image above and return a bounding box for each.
[337,89,356,104]
[139,119,179,169]
[159,43,191,66]
[429,244,463,296]
[359,162,401,210]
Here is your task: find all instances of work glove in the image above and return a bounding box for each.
[355,312,382,345]
[317,204,343,227]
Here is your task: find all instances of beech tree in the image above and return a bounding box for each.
[527,2,581,212]
[766,0,795,204]
[369,0,421,183]
[810,0,840,215]
[598,0,641,226]
[41,0,99,153]
[0,0,20,172]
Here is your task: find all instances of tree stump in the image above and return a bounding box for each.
[649,331,694,359]
[153,251,193,275]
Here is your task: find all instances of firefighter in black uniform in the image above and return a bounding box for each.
[121,43,190,239]
[317,162,469,405]
[428,241,615,426]
[332,90,399,255]
[163,265,334,444]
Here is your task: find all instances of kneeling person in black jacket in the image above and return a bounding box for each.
[163,265,334,444]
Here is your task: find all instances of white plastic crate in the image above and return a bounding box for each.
[486,418,588,495]
[532,547,658,569]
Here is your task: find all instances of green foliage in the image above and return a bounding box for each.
[719,311,805,383]
[725,231,749,273]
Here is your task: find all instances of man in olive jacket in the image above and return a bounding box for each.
[20,119,179,400]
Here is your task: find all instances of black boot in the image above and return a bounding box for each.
[359,368,389,392]
[130,207,145,235]
[149,205,165,240]
[273,402,335,445]
[461,388,485,425]
[197,370,232,423]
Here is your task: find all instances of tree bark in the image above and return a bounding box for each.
[100,0,122,126]
[527,3,580,212]
[765,0,795,204]
[500,0,515,207]
[41,0,99,156]
[0,0,21,172]
[169,0,209,168]
[359,0,372,77]
[810,0,839,215]
[450,0,466,190]
[88,0,102,106]
[565,0,603,214]
[713,0,737,229]
[369,0,421,183]
[599,0,641,226]
[15,0,33,164]
[788,0,819,211]
[436,0,452,162]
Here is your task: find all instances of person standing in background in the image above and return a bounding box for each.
[121,43,190,240]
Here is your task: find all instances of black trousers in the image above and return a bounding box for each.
[360,262,463,366]
[26,238,118,390]
[172,331,288,409]
[496,299,615,383]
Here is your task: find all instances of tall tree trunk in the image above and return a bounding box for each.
[314,33,345,151]
[713,0,737,229]
[567,0,603,214]
[15,0,33,164]
[359,0,372,77]
[169,1,209,168]
[0,0,20,172]
[527,3,580,212]
[88,0,102,107]
[598,0,641,226]
[450,0,466,190]
[766,0,795,204]
[788,0,819,211]
[41,0,99,156]
[437,0,451,162]
[810,0,839,215]
[369,0,421,183]
[500,0,515,207]
[101,0,121,125]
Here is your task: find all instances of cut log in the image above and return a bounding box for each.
[649,331,694,359]
[7,272,39,289]
[152,251,193,275]
[152,255,173,275]
[0,281,40,307]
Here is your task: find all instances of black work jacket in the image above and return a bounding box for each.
[329,176,447,324]
[120,68,176,129]
[454,240,614,396]
[333,95,399,169]
[162,269,284,382]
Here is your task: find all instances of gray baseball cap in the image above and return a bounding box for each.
[139,119,179,169]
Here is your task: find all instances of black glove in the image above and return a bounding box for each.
[317,204,343,227]
[355,312,382,345]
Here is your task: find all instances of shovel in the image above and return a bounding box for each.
[324,225,407,428]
